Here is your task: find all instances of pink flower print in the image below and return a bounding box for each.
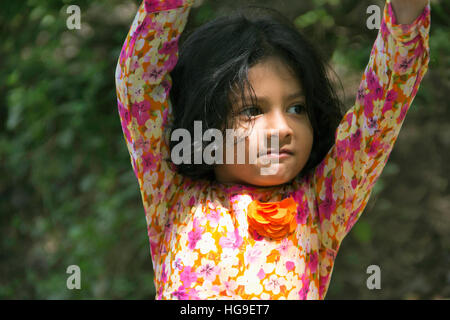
[308,252,319,274]
[357,87,365,103]
[296,206,308,225]
[351,178,358,189]
[121,120,132,143]
[162,107,170,126]
[131,100,151,126]
[117,99,131,123]
[159,38,179,55]
[345,203,363,233]
[318,177,336,222]
[394,56,415,74]
[172,285,188,300]
[164,52,178,71]
[180,266,198,288]
[336,138,349,160]
[298,276,309,300]
[142,65,164,84]
[188,196,196,207]
[188,218,203,250]
[187,228,203,250]
[208,209,221,228]
[278,238,292,256]
[365,116,379,136]
[134,136,150,153]
[350,128,362,151]
[251,229,264,241]
[319,274,330,299]
[257,268,265,280]
[142,152,160,173]
[414,40,425,59]
[219,229,243,250]
[365,69,379,91]
[286,261,295,271]
[363,92,375,118]
[346,112,353,128]
[161,263,167,283]
[244,246,262,265]
[187,288,201,300]
[173,258,183,271]
[316,159,325,177]
[397,103,408,124]
[198,262,218,282]
[367,138,383,158]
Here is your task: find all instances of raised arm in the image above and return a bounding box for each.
[311,0,430,252]
[115,0,194,253]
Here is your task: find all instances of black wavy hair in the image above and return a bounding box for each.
[166,5,345,183]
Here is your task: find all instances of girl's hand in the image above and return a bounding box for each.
[390,0,429,24]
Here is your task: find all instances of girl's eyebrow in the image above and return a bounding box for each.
[238,91,305,104]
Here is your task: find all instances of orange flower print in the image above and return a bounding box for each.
[247,196,298,240]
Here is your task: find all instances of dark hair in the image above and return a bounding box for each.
[166,5,344,182]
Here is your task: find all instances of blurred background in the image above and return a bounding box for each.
[1,0,449,299]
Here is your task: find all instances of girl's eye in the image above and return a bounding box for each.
[288,104,306,114]
[237,104,306,118]
[238,106,262,118]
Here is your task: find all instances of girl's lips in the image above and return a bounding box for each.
[259,152,292,159]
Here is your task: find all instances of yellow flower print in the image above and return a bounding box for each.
[310,232,320,251]
[128,67,145,103]
[219,248,240,269]
[401,76,416,96]
[336,228,346,244]
[294,257,306,275]
[176,248,199,267]
[307,282,319,299]
[144,113,163,140]
[321,220,334,237]
[151,85,166,103]
[197,232,217,255]
[343,161,355,181]
[222,279,238,296]
[275,261,288,277]
[237,270,263,295]
[135,38,145,51]
[261,293,271,299]
[320,255,332,277]
[380,109,397,128]
[262,262,275,275]
[263,274,286,295]
[322,235,333,249]
[284,271,299,291]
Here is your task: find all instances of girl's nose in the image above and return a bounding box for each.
[265,109,293,142]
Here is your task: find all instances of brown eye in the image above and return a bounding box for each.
[239,106,262,118]
[288,104,306,114]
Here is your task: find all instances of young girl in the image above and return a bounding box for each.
[115,0,430,299]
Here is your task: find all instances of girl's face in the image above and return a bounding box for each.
[214,56,314,187]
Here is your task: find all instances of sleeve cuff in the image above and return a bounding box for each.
[383,0,431,43]
[144,0,194,13]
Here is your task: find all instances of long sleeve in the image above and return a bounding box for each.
[115,0,194,261]
[311,0,430,252]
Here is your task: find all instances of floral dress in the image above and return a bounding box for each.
[114,0,430,299]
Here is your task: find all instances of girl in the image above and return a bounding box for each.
[115,0,430,299]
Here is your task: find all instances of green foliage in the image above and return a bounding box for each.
[1,0,448,299]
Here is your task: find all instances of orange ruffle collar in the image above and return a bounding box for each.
[247,195,298,240]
